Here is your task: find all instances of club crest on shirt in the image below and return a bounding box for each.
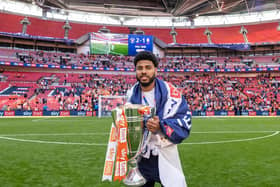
[164,124,174,137]
[167,83,181,98]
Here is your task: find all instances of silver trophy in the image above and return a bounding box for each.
[112,104,155,187]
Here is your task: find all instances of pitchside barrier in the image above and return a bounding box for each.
[191,110,280,116]
[0,110,95,117]
[0,96,279,117]
[0,110,279,117]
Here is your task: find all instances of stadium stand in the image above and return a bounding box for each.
[1,48,279,70]
[1,12,280,44]
[0,69,279,115]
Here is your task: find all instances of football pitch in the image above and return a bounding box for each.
[0,117,279,187]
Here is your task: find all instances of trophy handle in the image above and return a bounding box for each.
[139,107,155,155]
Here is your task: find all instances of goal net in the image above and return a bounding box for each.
[98,95,127,118]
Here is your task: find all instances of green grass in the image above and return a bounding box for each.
[0,117,279,187]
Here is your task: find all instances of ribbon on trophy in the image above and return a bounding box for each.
[102,107,128,182]
[103,105,154,186]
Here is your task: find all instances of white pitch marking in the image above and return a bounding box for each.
[0,136,107,146]
[0,131,278,146]
[0,130,278,137]
[182,131,279,145]
[0,133,109,136]
[31,118,96,122]
[191,131,279,133]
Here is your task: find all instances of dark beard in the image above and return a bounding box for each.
[136,74,156,87]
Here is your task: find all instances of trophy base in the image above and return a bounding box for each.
[123,167,146,187]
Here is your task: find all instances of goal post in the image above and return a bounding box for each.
[98,95,127,118]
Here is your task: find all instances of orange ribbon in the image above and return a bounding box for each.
[113,108,128,181]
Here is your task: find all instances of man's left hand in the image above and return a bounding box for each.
[146,116,160,133]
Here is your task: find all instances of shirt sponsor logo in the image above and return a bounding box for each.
[168,83,181,98]
[164,124,174,137]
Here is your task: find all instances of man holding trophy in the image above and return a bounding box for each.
[102,51,192,187]
[126,51,192,187]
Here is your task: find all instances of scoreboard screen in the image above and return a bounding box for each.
[89,33,153,56]
[128,34,153,56]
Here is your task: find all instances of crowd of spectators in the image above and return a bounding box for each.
[173,74,280,114]
[0,49,280,114]
[1,70,279,114]
[9,49,280,70]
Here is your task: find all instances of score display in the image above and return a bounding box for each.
[89,33,153,56]
[128,34,153,56]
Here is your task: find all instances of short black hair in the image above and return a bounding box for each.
[133,51,158,67]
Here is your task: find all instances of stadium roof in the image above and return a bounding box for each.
[4,0,280,27]
[21,0,280,17]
